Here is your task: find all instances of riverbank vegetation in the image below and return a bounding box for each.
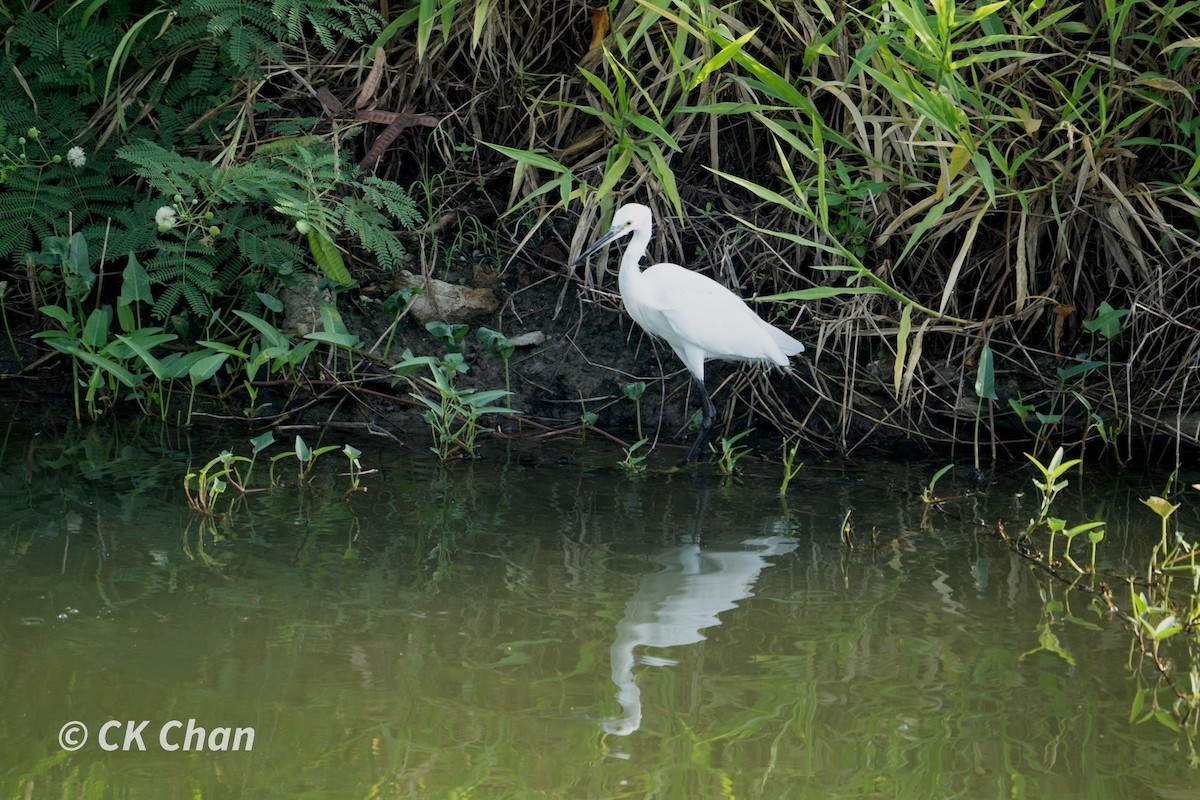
[2,0,1199,466]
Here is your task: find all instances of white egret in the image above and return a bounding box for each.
[575,203,804,463]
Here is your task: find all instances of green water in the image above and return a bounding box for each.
[0,425,1195,798]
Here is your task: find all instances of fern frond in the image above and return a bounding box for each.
[341,201,407,272]
[117,141,209,199]
[357,176,423,229]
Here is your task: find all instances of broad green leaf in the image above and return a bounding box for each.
[188,352,231,384]
[975,343,998,400]
[251,431,276,454]
[233,310,290,349]
[1142,495,1180,520]
[295,435,311,463]
[118,252,153,306]
[114,331,176,380]
[82,307,112,349]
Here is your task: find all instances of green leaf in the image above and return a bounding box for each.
[306,229,352,285]
[1142,496,1180,520]
[304,330,361,348]
[476,327,515,360]
[894,303,913,396]
[188,352,230,384]
[481,142,573,174]
[974,343,998,400]
[40,305,75,329]
[68,346,139,387]
[1152,616,1181,641]
[1081,300,1129,340]
[257,292,285,313]
[596,145,633,200]
[295,435,311,463]
[689,26,758,89]
[118,252,153,306]
[1129,688,1145,722]
[82,307,113,349]
[251,431,276,454]
[1056,360,1104,381]
[233,310,290,349]
[114,331,177,380]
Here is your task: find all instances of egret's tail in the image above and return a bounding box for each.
[765,322,805,358]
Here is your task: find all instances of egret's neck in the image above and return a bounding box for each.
[618,226,651,288]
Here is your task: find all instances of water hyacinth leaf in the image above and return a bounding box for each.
[974,343,998,400]
[295,435,311,463]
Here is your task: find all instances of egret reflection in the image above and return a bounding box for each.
[604,535,798,736]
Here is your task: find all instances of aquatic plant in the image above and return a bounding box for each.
[918,464,954,529]
[778,439,804,497]
[185,432,372,515]
[477,327,516,398]
[394,349,515,461]
[712,429,753,477]
[617,438,650,477]
[621,380,646,441]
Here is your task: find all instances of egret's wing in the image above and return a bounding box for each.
[638,263,803,365]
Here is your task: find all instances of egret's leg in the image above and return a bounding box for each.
[683,376,717,464]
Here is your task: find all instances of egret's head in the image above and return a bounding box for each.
[573,203,653,265]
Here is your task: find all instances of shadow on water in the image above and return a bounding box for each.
[1,421,1199,798]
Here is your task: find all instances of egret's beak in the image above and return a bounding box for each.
[573,223,624,266]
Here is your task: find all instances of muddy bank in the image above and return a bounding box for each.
[2,259,1195,468]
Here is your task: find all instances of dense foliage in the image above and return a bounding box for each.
[3,0,1200,460]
